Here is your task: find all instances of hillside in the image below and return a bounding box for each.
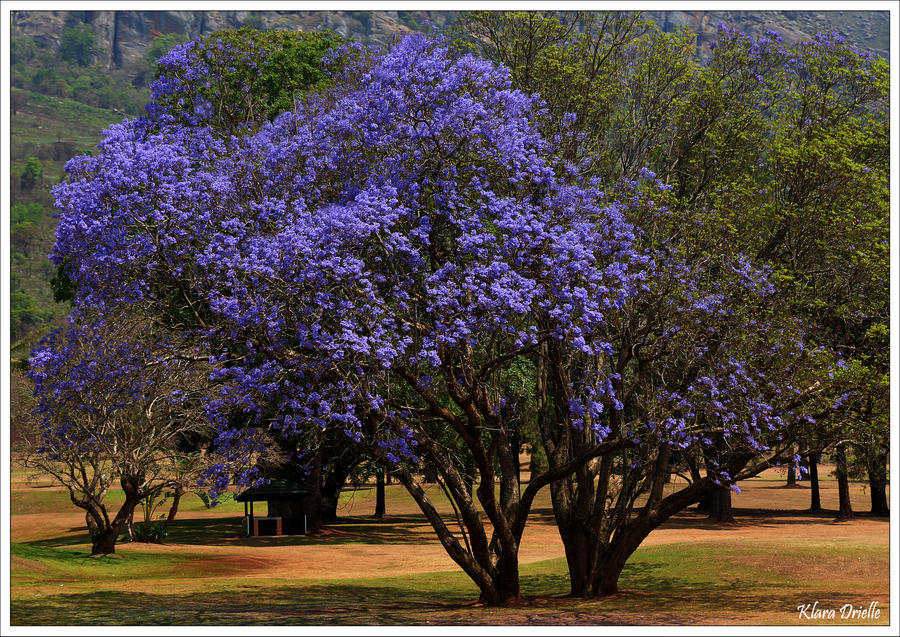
[11,9,890,72]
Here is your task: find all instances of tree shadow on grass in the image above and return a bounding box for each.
[8,581,479,626]
[657,508,890,532]
[27,514,446,550]
[14,580,877,626]
[164,514,445,547]
[29,529,108,549]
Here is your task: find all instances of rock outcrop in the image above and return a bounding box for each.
[11,9,889,73]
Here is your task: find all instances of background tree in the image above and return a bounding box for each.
[19,157,43,191]
[148,27,342,134]
[59,23,96,67]
[24,311,222,554]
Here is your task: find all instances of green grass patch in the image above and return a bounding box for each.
[10,542,200,588]
[17,90,123,132]
[10,90,124,161]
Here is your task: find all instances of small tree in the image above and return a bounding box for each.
[11,88,28,115]
[25,311,217,555]
[20,157,43,191]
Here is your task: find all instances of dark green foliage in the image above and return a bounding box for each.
[10,202,45,225]
[19,157,43,191]
[154,27,343,133]
[59,23,96,66]
[248,29,342,119]
[10,291,47,339]
[50,264,76,306]
[10,34,38,66]
[132,521,168,542]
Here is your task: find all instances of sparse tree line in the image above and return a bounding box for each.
[11,20,171,115]
[19,12,888,605]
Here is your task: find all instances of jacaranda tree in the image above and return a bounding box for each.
[45,29,868,602]
[25,310,222,555]
[52,32,646,602]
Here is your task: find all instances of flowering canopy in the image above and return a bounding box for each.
[46,31,838,598]
[54,34,644,471]
[26,310,224,554]
[50,29,833,487]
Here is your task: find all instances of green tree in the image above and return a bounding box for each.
[10,88,28,114]
[10,34,38,65]
[10,202,45,225]
[19,157,43,191]
[59,23,96,66]
[10,291,45,342]
[152,27,343,134]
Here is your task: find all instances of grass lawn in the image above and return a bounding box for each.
[7,465,890,626]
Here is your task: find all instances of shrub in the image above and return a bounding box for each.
[132,521,168,543]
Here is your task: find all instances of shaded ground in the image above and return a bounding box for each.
[8,463,890,626]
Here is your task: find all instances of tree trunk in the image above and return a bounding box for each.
[557,516,593,597]
[85,510,100,538]
[480,553,521,604]
[374,467,385,518]
[388,458,519,606]
[867,451,888,516]
[162,487,183,531]
[89,496,139,555]
[707,486,735,523]
[302,453,324,533]
[91,526,122,555]
[321,462,351,523]
[808,453,822,512]
[687,456,710,511]
[786,461,796,486]
[835,443,853,519]
[592,544,632,596]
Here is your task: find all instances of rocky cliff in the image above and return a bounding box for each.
[10,9,890,73]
